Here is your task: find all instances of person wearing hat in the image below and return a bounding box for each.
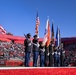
[54,46,61,67]
[45,44,50,67]
[24,33,32,67]
[49,41,55,67]
[60,43,65,66]
[39,42,45,67]
[32,35,39,67]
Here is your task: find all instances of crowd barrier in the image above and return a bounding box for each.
[0,60,33,66]
[0,60,5,66]
[5,60,23,66]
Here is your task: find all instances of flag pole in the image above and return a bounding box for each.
[51,20,54,52]
[51,20,55,67]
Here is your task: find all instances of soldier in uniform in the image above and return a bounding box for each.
[54,46,61,67]
[49,41,55,67]
[24,33,32,67]
[60,43,65,66]
[33,35,39,67]
[45,45,49,67]
[39,42,45,67]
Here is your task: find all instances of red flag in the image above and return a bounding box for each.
[35,11,40,36]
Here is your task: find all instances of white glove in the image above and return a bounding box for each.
[52,52,54,55]
[43,49,45,52]
[47,53,50,56]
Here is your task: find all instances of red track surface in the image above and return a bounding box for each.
[0,68,76,75]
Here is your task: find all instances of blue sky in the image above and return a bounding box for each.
[0,0,76,38]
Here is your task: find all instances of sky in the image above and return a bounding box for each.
[0,0,76,38]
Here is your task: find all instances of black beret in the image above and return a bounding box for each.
[27,33,31,37]
[33,35,38,38]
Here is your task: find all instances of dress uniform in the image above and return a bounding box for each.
[24,33,32,67]
[54,47,61,67]
[39,42,45,67]
[49,43,54,67]
[60,43,65,66]
[45,45,49,67]
[33,35,39,67]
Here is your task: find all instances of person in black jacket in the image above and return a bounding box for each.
[54,46,61,67]
[49,41,55,67]
[24,33,32,67]
[45,45,49,67]
[33,35,39,67]
[60,43,65,66]
[39,42,45,67]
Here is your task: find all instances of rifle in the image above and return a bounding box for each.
[23,33,27,38]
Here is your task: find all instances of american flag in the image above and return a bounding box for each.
[43,18,51,47]
[0,25,7,34]
[35,11,40,36]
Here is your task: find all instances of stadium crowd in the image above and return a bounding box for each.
[64,45,76,66]
[0,41,25,61]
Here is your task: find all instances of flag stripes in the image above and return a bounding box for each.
[0,25,6,34]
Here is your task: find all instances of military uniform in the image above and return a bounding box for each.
[39,42,45,67]
[24,33,32,67]
[49,44,54,67]
[33,35,39,67]
[45,46,49,67]
[54,47,61,67]
[60,48,65,66]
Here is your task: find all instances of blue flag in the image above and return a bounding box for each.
[56,26,61,47]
